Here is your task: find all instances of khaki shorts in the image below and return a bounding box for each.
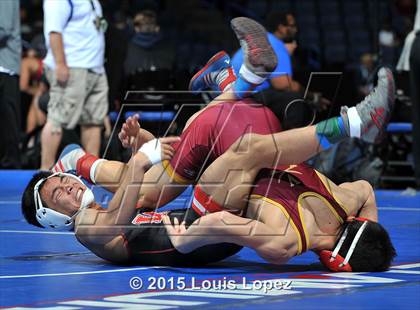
[45,67,109,129]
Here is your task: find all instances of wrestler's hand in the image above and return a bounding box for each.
[118,114,142,152]
[162,215,190,253]
[137,136,180,168]
[159,136,180,162]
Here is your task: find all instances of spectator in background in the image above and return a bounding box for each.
[105,11,129,112]
[379,20,399,67]
[124,9,175,76]
[40,0,109,170]
[232,12,328,129]
[284,40,298,57]
[397,0,420,188]
[355,53,376,99]
[20,45,45,135]
[0,0,22,169]
[20,6,33,42]
[232,11,303,92]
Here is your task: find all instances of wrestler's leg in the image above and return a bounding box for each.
[198,65,394,212]
[197,126,322,211]
[197,119,353,211]
[191,18,275,97]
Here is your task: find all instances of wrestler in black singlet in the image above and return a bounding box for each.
[121,208,242,266]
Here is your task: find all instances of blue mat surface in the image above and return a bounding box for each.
[1,170,419,309]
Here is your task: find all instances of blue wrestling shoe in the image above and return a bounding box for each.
[189,51,237,94]
[51,144,85,173]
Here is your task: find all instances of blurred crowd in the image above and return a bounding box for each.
[0,0,417,177]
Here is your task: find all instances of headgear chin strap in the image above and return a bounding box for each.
[34,172,95,231]
[319,217,369,272]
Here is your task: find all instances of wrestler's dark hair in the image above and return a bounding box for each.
[21,171,53,228]
[266,11,293,32]
[337,220,397,272]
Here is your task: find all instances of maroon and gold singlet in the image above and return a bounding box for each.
[191,164,349,255]
[164,99,282,183]
[250,164,349,255]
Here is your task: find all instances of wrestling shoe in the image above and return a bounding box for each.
[340,67,395,144]
[51,144,85,173]
[188,51,236,94]
[230,17,277,80]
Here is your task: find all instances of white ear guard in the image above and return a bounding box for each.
[34,172,95,231]
[319,218,369,272]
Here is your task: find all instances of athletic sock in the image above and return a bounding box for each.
[341,106,363,138]
[213,67,236,92]
[232,64,266,98]
[315,116,348,150]
[76,154,105,184]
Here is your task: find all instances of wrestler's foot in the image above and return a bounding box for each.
[189,51,237,94]
[230,17,277,79]
[340,67,395,144]
[51,144,84,173]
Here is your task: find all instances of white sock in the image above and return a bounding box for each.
[347,107,362,138]
[239,65,266,85]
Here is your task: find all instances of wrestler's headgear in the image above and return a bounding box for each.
[33,172,95,231]
[319,217,369,272]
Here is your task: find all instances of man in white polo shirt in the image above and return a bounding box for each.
[0,0,21,169]
[40,0,108,170]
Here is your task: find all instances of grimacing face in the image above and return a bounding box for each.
[39,175,88,217]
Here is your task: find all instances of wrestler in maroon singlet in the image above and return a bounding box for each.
[164,99,282,183]
[250,164,348,254]
[191,163,348,255]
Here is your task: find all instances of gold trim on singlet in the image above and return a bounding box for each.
[250,194,303,255]
[162,160,191,185]
[299,191,345,225]
[297,193,311,250]
[314,170,349,215]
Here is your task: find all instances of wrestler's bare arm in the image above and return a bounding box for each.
[136,163,189,209]
[102,115,188,208]
[163,211,293,265]
[76,138,178,245]
[338,180,378,221]
[93,160,127,193]
[92,155,187,209]
[92,114,155,193]
[75,152,150,244]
